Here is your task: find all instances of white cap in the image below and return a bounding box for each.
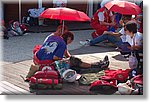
[62,69,77,82]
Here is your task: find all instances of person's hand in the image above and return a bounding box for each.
[110,22,116,26]
[127,46,131,49]
[103,31,113,35]
[103,31,109,34]
[119,20,124,26]
[127,46,132,50]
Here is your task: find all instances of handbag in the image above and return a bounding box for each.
[129,52,138,69]
[128,35,138,69]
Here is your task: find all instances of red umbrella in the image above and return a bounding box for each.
[40,7,90,21]
[104,0,141,15]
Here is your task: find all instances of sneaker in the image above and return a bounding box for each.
[79,39,90,46]
[103,55,109,62]
[100,55,110,69]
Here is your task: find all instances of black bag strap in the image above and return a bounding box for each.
[51,78,54,89]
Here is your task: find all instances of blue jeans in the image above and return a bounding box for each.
[90,34,122,46]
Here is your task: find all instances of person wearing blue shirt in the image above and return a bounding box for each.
[25,31,74,79]
[36,35,66,61]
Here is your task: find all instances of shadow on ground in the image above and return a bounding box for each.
[70,45,116,55]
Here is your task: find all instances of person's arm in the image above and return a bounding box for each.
[64,49,71,58]
[98,12,116,26]
[53,55,62,60]
[53,41,66,61]
[100,21,116,26]
[103,31,121,37]
[128,45,142,51]
[128,34,143,51]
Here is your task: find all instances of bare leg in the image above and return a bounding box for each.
[26,64,39,78]
[79,62,91,68]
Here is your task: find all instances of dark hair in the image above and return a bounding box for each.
[124,21,137,33]
[61,31,74,44]
[56,25,68,31]
[122,15,132,21]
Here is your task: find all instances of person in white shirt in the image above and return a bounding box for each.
[124,21,143,52]
[124,21,143,77]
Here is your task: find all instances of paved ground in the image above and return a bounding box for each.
[0,29,129,95]
[2,30,93,63]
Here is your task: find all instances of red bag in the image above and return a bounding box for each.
[100,76,117,85]
[104,69,130,82]
[33,45,42,54]
[33,70,59,79]
[131,75,143,85]
[131,75,143,95]
[89,79,118,94]
[30,77,59,85]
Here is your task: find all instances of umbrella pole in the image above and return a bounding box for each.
[62,20,65,34]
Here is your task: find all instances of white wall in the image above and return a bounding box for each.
[88,0,93,18]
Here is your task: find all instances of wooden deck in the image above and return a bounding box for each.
[0,48,129,95]
[0,59,95,95]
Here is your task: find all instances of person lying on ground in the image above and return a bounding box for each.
[25,55,110,81]
[56,55,109,74]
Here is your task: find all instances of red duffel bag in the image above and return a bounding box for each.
[30,77,59,85]
[33,70,59,79]
[89,79,118,95]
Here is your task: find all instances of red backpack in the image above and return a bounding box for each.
[89,79,118,94]
[131,75,143,94]
[89,69,130,94]
[104,69,130,82]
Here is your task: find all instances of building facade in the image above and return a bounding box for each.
[1,0,100,26]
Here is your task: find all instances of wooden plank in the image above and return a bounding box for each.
[2,63,30,72]
[0,81,31,95]
[0,81,20,95]
[0,74,30,91]
[2,81,31,94]
[2,66,28,77]
[0,85,14,95]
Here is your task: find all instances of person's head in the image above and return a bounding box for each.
[124,21,137,36]
[56,25,68,36]
[121,15,132,24]
[61,31,74,45]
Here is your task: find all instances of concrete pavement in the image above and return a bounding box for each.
[2,30,93,63]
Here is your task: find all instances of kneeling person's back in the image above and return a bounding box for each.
[36,35,66,61]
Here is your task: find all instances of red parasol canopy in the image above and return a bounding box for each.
[40,7,90,22]
[104,0,141,15]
